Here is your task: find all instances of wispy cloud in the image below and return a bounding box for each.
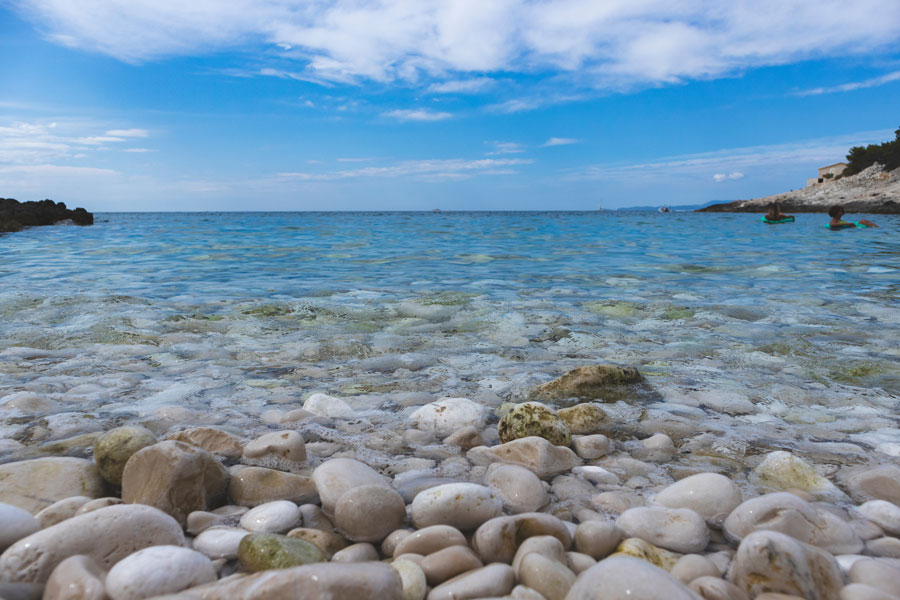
[486,141,526,155]
[427,78,496,94]
[571,129,894,182]
[106,128,149,137]
[18,1,900,95]
[795,70,900,96]
[542,137,578,147]
[123,147,154,153]
[382,109,452,122]
[278,157,532,181]
[0,120,152,164]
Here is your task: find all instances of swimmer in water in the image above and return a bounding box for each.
[828,205,878,229]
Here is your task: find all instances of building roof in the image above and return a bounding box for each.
[819,162,848,169]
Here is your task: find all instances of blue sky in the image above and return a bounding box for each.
[1,1,899,211]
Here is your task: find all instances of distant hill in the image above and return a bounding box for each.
[0,198,94,232]
[617,200,733,212]
[698,164,900,213]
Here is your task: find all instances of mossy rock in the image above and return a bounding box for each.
[238,533,327,572]
[93,426,158,486]
[612,537,680,570]
[531,365,643,402]
[498,402,571,446]
[557,403,611,435]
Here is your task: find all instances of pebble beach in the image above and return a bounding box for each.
[1,211,899,600]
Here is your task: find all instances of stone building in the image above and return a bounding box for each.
[807,162,849,187]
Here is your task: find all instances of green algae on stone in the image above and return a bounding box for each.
[238,533,327,572]
[584,301,639,318]
[531,364,643,402]
[498,402,571,447]
[93,426,158,486]
[557,403,610,435]
[612,537,680,571]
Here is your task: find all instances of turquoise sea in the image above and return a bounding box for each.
[1,211,898,469]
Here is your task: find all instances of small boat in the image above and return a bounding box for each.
[432,208,441,213]
[658,206,670,213]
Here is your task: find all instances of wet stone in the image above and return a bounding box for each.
[419,545,483,586]
[168,427,245,459]
[228,465,318,507]
[566,555,699,600]
[92,426,158,486]
[0,458,105,515]
[237,533,327,572]
[334,484,407,542]
[427,563,515,600]
[411,482,502,531]
[498,402,571,446]
[242,430,306,472]
[43,555,107,600]
[105,545,216,600]
[393,525,467,558]
[484,463,549,514]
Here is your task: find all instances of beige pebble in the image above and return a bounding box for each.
[75,497,122,516]
[689,576,750,600]
[43,555,107,600]
[312,458,389,514]
[228,465,318,508]
[472,513,572,564]
[411,483,502,531]
[512,536,567,575]
[849,558,900,597]
[574,520,622,560]
[298,504,334,531]
[592,490,645,514]
[242,430,306,471]
[840,583,900,600]
[393,525,467,558]
[331,542,380,563]
[573,434,611,460]
[393,558,427,600]
[443,426,486,450]
[566,555,700,599]
[419,545,483,586]
[383,528,415,556]
[484,463,549,514]
[335,484,407,542]
[670,554,720,584]
[0,458,105,515]
[519,552,575,600]
[427,563,515,600]
[35,496,93,529]
[566,551,596,574]
[286,527,349,556]
[167,427,245,459]
[867,537,900,558]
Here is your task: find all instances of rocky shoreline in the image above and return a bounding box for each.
[0,198,94,233]
[2,364,899,600]
[699,163,900,213]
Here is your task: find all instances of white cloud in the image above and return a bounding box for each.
[278,157,531,181]
[795,70,900,96]
[123,147,154,152]
[542,137,578,147]
[713,172,744,182]
[106,128,149,137]
[16,1,900,93]
[382,109,452,122]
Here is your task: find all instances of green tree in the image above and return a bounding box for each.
[844,126,900,176]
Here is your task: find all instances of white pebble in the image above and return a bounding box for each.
[105,545,216,600]
[239,500,300,533]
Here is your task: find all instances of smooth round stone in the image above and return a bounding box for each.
[383,528,415,556]
[840,583,900,600]
[634,433,675,462]
[411,483,501,531]
[519,552,575,600]
[237,533,327,572]
[334,484,407,542]
[613,537,681,571]
[443,426,485,450]
[177,561,401,598]
[44,555,107,600]
[239,500,300,533]
[654,473,742,527]
[408,397,486,438]
[671,554,720,584]
[566,552,597,574]
[841,464,900,505]
[93,426,158,486]
[848,558,900,596]
[331,542,379,563]
[498,402,571,446]
[0,504,184,584]
[298,503,334,531]
[76,497,123,516]
[617,506,709,553]
[105,545,215,600]
[186,506,247,535]
[484,463,549,514]
[228,465,318,507]
[573,465,619,485]
[168,427,245,459]
[419,545,483,586]
[689,576,750,600]
[867,537,900,558]
[312,458,389,514]
[192,527,249,560]
[730,530,843,600]
[573,435,611,460]
[0,391,61,414]
[857,500,900,536]
[473,513,572,564]
[557,403,610,435]
[0,458,105,515]
[724,492,862,554]
[484,436,581,478]
[566,555,700,599]
[242,430,307,471]
[35,496,92,529]
[427,563,515,600]
[512,535,567,575]
[393,525,467,558]
[392,558,427,600]
[575,520,623,560]
[303,393,356,418]
[752,451,842,499]
[593,490,645,514]
[286,527,349,556]
[0,502,39,553]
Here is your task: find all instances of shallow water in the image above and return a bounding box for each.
[1,211,898,471]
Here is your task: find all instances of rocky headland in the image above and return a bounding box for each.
[699,163,900,213]
[0,198,94,233]
[2,364,900,599]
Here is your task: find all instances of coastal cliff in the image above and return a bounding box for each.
[699,163,900,213]
[0,198,94,233]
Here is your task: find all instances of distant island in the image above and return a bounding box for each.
[0,198,94,233]
[700,127,900,213]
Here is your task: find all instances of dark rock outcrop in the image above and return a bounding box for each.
[0,198,93,233]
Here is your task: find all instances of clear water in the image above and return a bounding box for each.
[1,211,898,469]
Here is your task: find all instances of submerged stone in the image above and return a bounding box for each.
[498,402,571,446]
[93,426,158,486]
[237,532,327,572]
[531,364,643,401]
